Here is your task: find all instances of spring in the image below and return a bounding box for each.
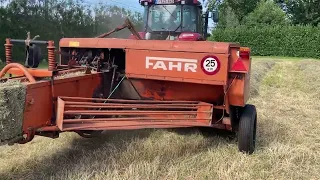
[47,41,56,71]
[5,41,12,64]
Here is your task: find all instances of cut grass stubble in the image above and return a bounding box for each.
[0,58,320,179]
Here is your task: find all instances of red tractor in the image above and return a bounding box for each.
[132,0,217,40]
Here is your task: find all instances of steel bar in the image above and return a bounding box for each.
[9,39,48,44]
[56,97,213,131]
[64,102,205,107]
[64,117,211,123]
[62,121,210,131]
[64,104,200,109]
[61,96,200,103]
[64,110,210,116]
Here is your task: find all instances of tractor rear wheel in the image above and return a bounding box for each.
[237,104,257,154]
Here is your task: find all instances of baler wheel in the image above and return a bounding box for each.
[237,104,257,154]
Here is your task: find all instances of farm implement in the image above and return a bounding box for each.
[0,0,257,154]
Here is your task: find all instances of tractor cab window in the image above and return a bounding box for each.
[182,5,198,32]
[144,4,199,33]
[147,5,181,32]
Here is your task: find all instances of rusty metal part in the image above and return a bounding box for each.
[96,18,142,40]
[124,18,143,40]
[6,68,53,77]
[0,63,36,82]
[55,97,213,131]
[19,73,102,138]
[4,38,12,64]
[47,41,56,71]
[3,67,87,79]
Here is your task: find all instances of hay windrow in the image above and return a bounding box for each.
[54,71,86,80]
[297,59,320,98]
[250,60,276,98]
[0,80,27,145]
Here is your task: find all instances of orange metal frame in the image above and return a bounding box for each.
[1,36,251,144]
[55,97,213,131]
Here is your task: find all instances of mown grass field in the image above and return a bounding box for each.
[0,57,319,180]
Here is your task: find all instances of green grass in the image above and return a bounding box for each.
[252,55,320,61]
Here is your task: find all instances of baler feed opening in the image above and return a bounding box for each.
[56,97,214,131]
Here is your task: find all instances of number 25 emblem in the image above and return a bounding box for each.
[201,55,221,75]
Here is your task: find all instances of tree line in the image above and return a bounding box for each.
[1,0,319,62]
[208,0,320,28]
[207,0,320,58]
[0,0,143,62]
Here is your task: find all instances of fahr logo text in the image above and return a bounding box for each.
[145,56,221,75]
[146,56,198,72]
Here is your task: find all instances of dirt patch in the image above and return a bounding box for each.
[0,80,27,145]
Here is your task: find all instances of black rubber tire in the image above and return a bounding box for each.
[25,44,41,68]
[76,130,103,138]
[237,104,257,154]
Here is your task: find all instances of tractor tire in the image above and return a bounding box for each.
[237,104,257,154]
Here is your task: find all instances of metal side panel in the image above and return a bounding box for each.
[125,49,229,86]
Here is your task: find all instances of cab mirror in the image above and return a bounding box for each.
[211,10,219,23]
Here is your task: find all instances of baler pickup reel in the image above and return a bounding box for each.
[37,97,213,133]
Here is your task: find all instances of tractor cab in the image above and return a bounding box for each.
[139,0,217,41]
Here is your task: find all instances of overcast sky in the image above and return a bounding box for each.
[93,0,144,12]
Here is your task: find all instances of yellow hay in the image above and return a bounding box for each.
[0,80,27,144]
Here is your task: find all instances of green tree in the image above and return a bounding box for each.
[216,3,240,28]
[273,0,320,26]
[207,0,259,28]
[92,3,144,38]
[243,0,289,26]
[223,0,260,22]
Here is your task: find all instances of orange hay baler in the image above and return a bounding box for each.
[0,35,257,154]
